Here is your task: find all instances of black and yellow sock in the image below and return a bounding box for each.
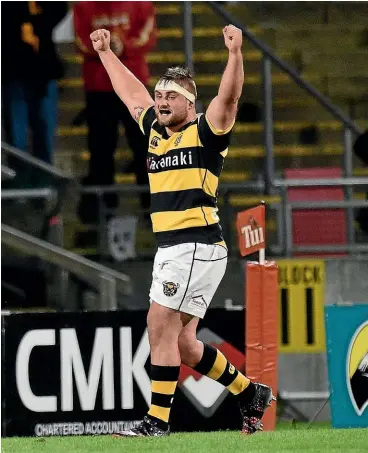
[147,365,180,428]
[194,343,255,399]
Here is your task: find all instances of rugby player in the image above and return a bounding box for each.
[90,25,275,437]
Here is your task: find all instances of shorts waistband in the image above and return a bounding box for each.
[155,224,224,247]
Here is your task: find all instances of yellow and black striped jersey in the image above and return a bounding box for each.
[139,106,234,246]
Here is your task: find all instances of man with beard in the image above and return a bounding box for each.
[89,26,275,437]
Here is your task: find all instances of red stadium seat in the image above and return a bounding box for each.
[285,167,347,257]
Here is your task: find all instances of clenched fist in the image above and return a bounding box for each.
[223,25,242,53]
[90,29,110,53]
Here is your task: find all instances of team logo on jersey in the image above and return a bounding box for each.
[174,133,183,147]
[163,281,180,297]
[347,321,368,416]
[150,136,161,149]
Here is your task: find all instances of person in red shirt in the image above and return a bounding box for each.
[73,1,157,223]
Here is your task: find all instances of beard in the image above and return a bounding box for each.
[156,111,187,127]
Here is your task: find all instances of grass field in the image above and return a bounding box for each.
[2,424,368,453]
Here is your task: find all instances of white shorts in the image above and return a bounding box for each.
[149,242,228,318]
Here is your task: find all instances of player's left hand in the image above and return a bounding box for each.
[223,25,242,53]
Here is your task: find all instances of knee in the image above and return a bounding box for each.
[178,331,201,367]
[147,303,181,350]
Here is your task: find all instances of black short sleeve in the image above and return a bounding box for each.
[139,106,156,136]
[197,114,234,153]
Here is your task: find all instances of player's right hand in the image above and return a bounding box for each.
[90,29,110,52]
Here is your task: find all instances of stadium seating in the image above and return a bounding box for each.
[54,2,368,255]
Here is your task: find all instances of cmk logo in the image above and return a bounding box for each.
[14,325,242,418]
[15,328,151,413]
[241,217,264,250]
[347,321,368,416]
[178,328,244,417]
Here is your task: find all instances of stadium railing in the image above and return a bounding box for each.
[1,141,73,246]
[1,223,132,311]
[77,177,368,258]
[273,177,368,256]
[2,142,70,181]
[1,165,16,181]
[1,143,131,311]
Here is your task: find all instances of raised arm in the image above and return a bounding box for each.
[90,29,154,122]
[206,25,244,131]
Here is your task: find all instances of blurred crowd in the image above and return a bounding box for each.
[1,1,157,222]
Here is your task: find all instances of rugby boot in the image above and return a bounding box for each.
[113,415,170,437]
[238,383,276,434]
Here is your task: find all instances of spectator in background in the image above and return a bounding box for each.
[73,1,157,224]
[1,1,68,168]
